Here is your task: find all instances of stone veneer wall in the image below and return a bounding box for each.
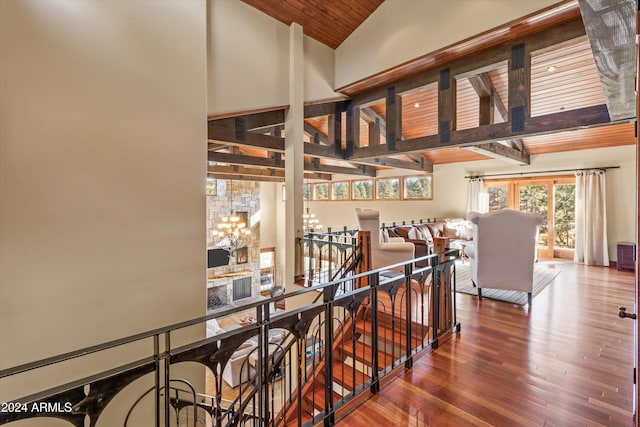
[206,180,261,307]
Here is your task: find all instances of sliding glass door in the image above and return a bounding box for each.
[485,177,575,259]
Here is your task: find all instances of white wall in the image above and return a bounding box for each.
[208,0,289,115]
[207,0,340,116]
[0,0,207,406]
[296,145,636,261]
[304,36,343,102]
[335,0,560,88]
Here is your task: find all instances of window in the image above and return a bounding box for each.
[484,176,575,258]
[403,175,433,199]
[313,182,329,200]
[486,184,508,211]
[331,181,350,200]
[352,179,373,200]
[303,184,311,200]
[260,247,276,291]
[376,177,400,200]
[553,183,575,249]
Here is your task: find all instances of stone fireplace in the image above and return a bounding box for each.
[206,180,260,310]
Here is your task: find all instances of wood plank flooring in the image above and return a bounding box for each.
[336,261,636,426]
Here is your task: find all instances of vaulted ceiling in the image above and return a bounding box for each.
[208,0,636,182]
[240,0,385,49]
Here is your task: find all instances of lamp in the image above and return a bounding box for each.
[213,180,251,253]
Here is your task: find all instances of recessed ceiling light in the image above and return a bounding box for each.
[414,103,420,108]
[547,66,556,72]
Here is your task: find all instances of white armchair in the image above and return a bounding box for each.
[355,208,415,272]
[466,210,543,305]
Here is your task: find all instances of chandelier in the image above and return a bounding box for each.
[303,207,323,233]
[214,180,251,252]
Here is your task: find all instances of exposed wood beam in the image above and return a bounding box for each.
[303,161,376,177]
[351,156,434,172]
[346,102,359,156]
[465,142,530,165]
[339,3,582,97]
[578,0,637,120]
[438,68,456,144]
[468,73,508,121]
[208,164,283,178]
[303,122,330,144]
[350,17,585,107]
[304,142,344,160]
[349,104,612,160]
[304,100,349,118]
[207,173,284,182]
[207,142,227,151]
[209,151,374,176]
[386,86,401,150]
[508,43,531,130]
[360,107,386,146]
[208,119,285,152]
[467,71,528,163]
[207,165,331,181]
[209,151,282,168]
[207,105,287,121]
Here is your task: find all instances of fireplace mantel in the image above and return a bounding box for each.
[208,269,253,281]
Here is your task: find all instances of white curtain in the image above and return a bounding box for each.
[466,178,488,215]
[574,170,609,266]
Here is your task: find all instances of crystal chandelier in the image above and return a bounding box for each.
[214,180,251,252]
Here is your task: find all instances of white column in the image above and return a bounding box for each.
[284,23,305,288]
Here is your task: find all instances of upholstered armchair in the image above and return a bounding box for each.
[466,210,543,305]
[355,208,415,272]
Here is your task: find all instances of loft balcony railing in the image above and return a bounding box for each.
[0,236,459,427]
[302,227,359,287]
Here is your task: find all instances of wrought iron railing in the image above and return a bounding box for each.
[0,249,459,427]
[302,227,359,287]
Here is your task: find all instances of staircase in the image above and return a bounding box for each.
[277,275,430,427]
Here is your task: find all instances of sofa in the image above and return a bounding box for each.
[355,208,416,272]
[383,218,473,265]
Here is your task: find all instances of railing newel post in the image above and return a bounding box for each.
[404,262,414,369]
[164,332,171,427]
[154,334,160,427]
[370,271,380,394]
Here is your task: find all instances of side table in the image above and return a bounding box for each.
[617,242,635,271]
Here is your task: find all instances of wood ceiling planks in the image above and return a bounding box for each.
[240,0,384,49]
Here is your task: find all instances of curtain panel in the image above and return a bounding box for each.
[574,170,608,266]
[466,178,488,215]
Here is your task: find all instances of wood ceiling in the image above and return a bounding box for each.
[208,0,636,182]
[240,0,384,49]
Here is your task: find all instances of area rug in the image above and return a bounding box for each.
[455,262,560,305]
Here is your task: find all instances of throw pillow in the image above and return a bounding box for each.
[408,227,420,240]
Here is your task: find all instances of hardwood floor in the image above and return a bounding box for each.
[337,261,636,426]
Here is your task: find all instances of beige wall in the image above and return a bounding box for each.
[335,0,561,88]
[207,0,340,116]
[0,0,207,406]
[293,145,636,261]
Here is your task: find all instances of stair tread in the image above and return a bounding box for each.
[331,361,370,390]
[341,340,395,367]
[354,319,426,347]
[303,382,342,412]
